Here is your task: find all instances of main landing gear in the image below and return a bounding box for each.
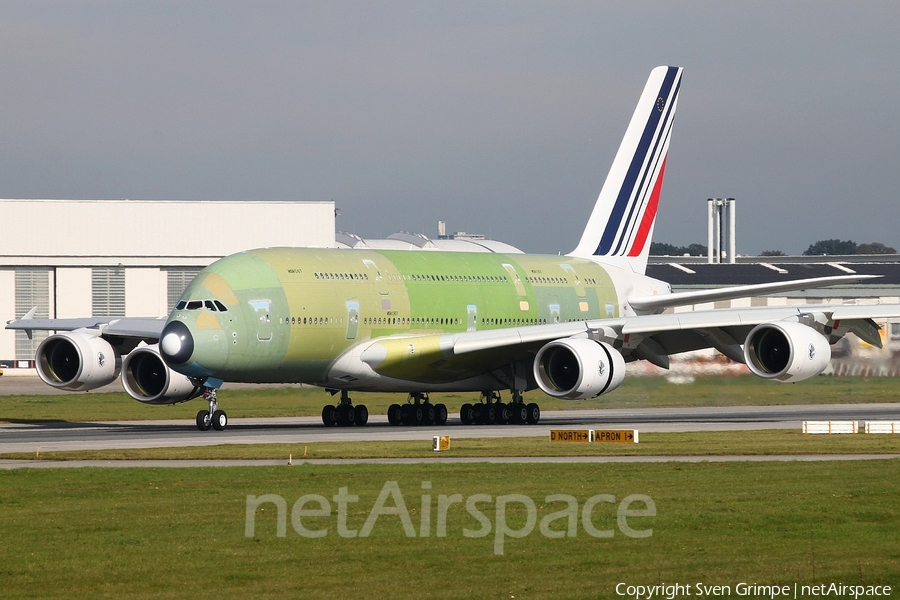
[322,390,369,427]
[459,391,540,425]
[387,392,449,426]
[195,387,228,432]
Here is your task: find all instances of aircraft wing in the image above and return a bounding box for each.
[5,312,166,341]
[627,275,880,314]
[347,304,900,384]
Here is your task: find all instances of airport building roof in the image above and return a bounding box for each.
[336,232,523,254]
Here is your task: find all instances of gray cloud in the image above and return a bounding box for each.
[0,1,897,255]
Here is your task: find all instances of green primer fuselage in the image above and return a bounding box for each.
[171,248,623,389]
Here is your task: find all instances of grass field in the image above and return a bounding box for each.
[2,377,898,598]
[1,460,898,599]
[2,375,900,423]
[3,429,900,461]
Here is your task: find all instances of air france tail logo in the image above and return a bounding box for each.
[595,67,682,258]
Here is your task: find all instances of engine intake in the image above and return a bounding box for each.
[122,344,201,404]
[36,331,120,391]
[743,321,831,382]
[533,338,626,399]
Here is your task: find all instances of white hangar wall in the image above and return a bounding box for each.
[0,199,335,366]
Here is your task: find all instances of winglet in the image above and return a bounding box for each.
[569,66,683,274]
[17,307,38,340]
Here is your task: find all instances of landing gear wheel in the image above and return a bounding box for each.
[434,403,448,425]
[511,403,528,425]
[387,404,402,425]
[526,403,540,425]
[211,410,228,431]
[472,403,486,424]
[486,404,497,424]
[336,404,356,426]
[424,405,436,425]
[500,403,511,424]
[493,402,508,424]
[400,405,413,425]
[459,403,474,425]
[322,404,338,427]
[196,410,211,431]
[356,404,369,426]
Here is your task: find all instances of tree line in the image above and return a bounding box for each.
[649,240,897,257]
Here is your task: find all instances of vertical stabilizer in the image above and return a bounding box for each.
[569,66,682,274]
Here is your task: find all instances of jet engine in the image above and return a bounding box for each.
[35,331,121,391]
[533,338,626,399]
[122,344,200,404]
[743,321,831,382]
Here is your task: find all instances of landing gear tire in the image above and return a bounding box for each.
[526,403,540,425]
[387,404,402,425]
[322,404,338,427]
[338,404,356,426]
[494,402,508,425]
[472,403,486,424]
[212,410,228,431]
[459,403,474,425]
[356,404,369,426]
[196,410,211,431]
[434,403,448,425]
[511,403,528,425]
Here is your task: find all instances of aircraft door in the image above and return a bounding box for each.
[467,305,477,332]
[549,303,560,324]
[561,264,586,298]
[249,299,273,342]
[345,300,359,340]
[362,259,389,295]
[502,263,527,297]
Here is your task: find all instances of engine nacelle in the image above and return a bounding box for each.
[36,331,121,391]
[533,338,626,399]
[122,344,200,404]
[744,321,831,382]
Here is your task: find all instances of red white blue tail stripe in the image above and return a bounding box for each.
[570,66,682,273]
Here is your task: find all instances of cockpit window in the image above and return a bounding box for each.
[178,299,229,311]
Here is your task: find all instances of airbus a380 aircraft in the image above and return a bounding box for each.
[9,66,900,432]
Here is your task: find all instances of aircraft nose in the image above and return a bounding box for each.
[160,321,194,366]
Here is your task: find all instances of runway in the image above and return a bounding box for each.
[2,403,899,454]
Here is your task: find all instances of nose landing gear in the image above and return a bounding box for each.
[195,387,228,431]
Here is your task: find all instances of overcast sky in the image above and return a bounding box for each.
[1,2,897,255]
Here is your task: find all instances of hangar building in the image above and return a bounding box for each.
[0,199,335,368]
